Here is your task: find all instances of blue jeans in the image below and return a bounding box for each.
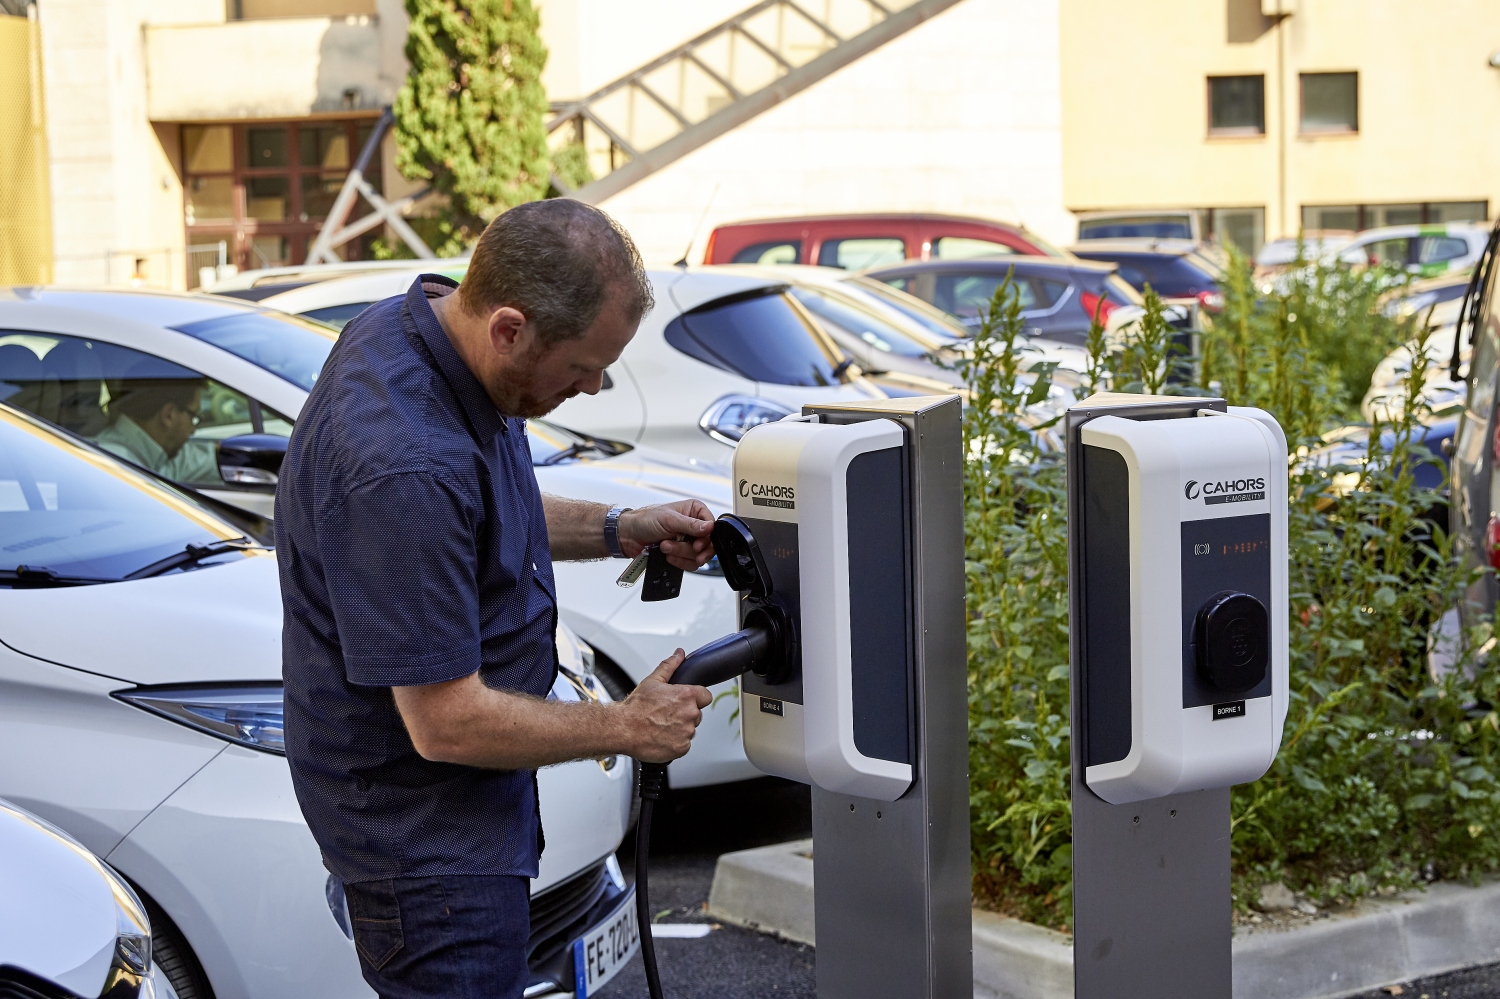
[343,875,530,999]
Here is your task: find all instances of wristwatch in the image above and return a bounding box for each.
[604,506,632,558]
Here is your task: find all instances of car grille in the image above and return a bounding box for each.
[0,965,82,999]
[529,861,611,965]
[526,858,630,994]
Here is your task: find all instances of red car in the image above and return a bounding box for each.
[703,213,1065,270]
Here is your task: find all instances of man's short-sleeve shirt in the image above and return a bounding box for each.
[276,275,558,884]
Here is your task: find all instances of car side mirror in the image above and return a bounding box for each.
[218,434,288,487]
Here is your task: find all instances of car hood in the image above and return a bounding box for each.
[0,554,283,685]
[536,442,733,512]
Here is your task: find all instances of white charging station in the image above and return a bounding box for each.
[732,417,915,802]
[666,396,969,999]
[1067,393,1291,999]
[1078,407,1289,804]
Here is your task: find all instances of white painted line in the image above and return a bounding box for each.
[650,923,714,939]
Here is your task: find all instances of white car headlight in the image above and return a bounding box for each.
[699,394,795,446]
[116,684,285,755]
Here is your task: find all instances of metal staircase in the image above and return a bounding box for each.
[548,0,964,204]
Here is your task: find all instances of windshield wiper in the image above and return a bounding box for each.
[539,431,628,465]
[0,565,112,588]
[125,537,265,580]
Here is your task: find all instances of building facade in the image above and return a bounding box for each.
[14,0,413,289]
[1060,0,1500,253]
[1,0,1496,287]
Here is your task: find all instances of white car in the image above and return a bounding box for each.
[1335,222,1490,278]
[0,287,755,790]
[1361,295,1469,424]
[0,401,635,999]
[0,796,174,999]
[241,266,889,464]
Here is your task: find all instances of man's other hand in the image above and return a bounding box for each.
[620,499,716,571]
[619,650,712,763]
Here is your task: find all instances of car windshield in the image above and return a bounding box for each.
[789,287,939,359]
[840,276,970,341]
[665,288,848,386]
[172,311,336,391]
[0,406,247,583]
[1079,217,1194,240]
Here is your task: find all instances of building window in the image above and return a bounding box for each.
[1207,75,1265,136]
[1301,201,1488,232]
[1300,72,1358,133]
[1207,207,1265,256]
[181,118,381,288]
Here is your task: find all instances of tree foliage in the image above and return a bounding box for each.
[393,0,551,255]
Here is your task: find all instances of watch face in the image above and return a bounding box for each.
[1195,590,1269,693]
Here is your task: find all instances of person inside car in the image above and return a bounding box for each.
[96,374,219,483]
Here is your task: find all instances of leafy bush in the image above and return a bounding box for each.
[966,254,1500,931]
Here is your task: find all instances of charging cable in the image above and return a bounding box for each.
[635,762,669,999]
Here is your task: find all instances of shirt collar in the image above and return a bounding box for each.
[100,414,169,469]
[403,274,505,446]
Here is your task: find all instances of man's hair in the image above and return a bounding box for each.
[110,378,203,425]
[458,200,654,345]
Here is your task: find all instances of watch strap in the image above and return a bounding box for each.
[604,506,631,558]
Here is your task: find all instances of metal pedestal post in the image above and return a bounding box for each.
[806,397,971,999]
[1067,395,1234,999]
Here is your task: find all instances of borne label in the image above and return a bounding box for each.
[1212,700,1247,720]
[759,696,784,716]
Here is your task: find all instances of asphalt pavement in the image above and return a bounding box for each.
[595,775,815,999]
[592,774,1500,999]
[1347,966,1500,999]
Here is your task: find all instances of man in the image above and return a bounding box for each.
[276,200,715,999]
[96,375,219,483]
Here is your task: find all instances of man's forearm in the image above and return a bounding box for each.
[394,674,630,769]
[541,493,611,561]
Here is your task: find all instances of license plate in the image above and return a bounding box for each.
[572,888,639,998]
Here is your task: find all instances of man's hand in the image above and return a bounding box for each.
[620,499,716,570]
[618,650,712,762]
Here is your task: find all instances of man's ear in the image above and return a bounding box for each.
[485,306,528,356]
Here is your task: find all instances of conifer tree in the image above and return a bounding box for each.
[393,0,550,255]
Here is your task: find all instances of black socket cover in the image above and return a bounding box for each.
[1195,590,1269,693]
[711,515,772,598]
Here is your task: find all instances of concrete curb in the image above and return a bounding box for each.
[706,837,816,945]
[706,840,1500,999]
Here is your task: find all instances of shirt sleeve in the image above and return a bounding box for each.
[320,470,482,687]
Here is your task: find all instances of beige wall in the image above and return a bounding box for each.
[37,0,222,288]
[0,11,52,285]
[238,0,377,17]
[1062,0,1500,240]
[537,0,747,102]
[145,16,390,121]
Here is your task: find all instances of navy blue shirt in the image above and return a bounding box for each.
[277,275,558,884]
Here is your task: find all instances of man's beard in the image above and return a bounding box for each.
[490,343,578,418]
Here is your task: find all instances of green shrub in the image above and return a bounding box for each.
[967,255,1500,931]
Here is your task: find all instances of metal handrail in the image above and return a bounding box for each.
[546,0,943,199]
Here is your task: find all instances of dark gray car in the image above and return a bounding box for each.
[863,257,1144,346]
